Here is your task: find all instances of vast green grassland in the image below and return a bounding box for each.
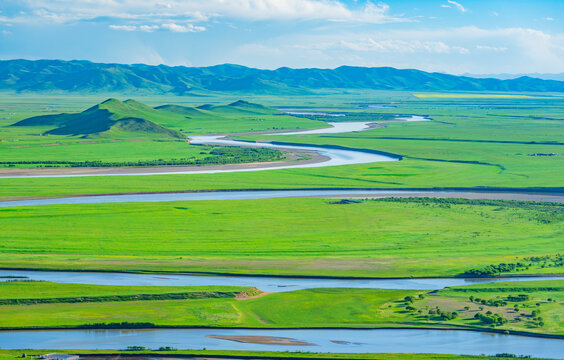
[1,198,562,277]
[1,92,562,198]
[0,281,254,301]
[0,280,561,336]
[0,350,549,360]
[0,97,319,169]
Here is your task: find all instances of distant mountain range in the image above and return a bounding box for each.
[462,72,564,81]
[2,59,564,94]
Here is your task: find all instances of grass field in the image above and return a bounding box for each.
[0,91,562,355]
[1,92,562,198]
[0,280,561,336]
[0,96,320,169]
[0,350,550,360]
[412,93,557,99]
[1,197,562,277]
[0,281,255,300]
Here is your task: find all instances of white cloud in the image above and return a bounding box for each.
[139,25,159,32]
[337,38,469,54]
[491,11,499,17]
[441,4,450,8]
[161,23,205,32]
[447,1,467,13]
[248,25,564,73]
[476,45,507,52]
[545,17,554,21]
[109,23,203,32]
[109,25,137,31]
[5,0,409,25]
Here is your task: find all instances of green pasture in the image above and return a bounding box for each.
[0,280,560,336]
[0,97,318,167]
[0,350,549,360]
[0,281,252,300]
[1,91,562,197]
[0,197,562,277]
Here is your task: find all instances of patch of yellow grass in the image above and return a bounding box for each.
[413,94,550,99]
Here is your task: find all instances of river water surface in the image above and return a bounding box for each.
[0,270,560,293]
[0,329,562,358]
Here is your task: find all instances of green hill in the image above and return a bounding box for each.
[227,100,280,114]
[12,98,185,139]
[157,100,279,118]
[154,104,205,117]
[12,99,321,136]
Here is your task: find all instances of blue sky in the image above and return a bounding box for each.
[1,0,563,74]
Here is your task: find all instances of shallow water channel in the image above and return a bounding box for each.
[0,270,561,293]
[0,328,562,358]
[0,120,406,178]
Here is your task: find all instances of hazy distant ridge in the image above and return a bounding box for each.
[1,59,563,94]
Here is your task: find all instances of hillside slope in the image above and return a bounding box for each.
[2,59,563,94]
[12,98,185,139]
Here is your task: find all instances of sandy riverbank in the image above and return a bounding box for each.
[207,335,315,346]
[0,150,328,177]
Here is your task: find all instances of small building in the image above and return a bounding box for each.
[40,354,79,360]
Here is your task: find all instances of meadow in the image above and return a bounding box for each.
[0,97,314,169]
[0,280,561,336]
[0,350,550,360]
[0,197,562,278]
[0,281,255,301]
[0,91,562,355]
[1,91,562,199]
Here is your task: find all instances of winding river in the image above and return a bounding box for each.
[0,329,562,358]
[1,119,562,356]
[1,270,560,293]
[1,189,563,207]
[0,120,408,178]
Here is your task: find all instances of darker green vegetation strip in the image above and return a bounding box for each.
[326,136,564,146]
[0,146,283,168]
[0,291,241,306]
[0,349,552,360]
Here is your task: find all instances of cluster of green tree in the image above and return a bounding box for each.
[494,354,532,358]
[373,197,564,210]
[375,197,564,224]
[428,307,459,321]
[123,346,178,351]
[78,322,156,329]
[468,295,507,307]
[506,294,530,302]
[452,286,563,293]
[462,263,528,277]
[461,254,563,277]
[156,347,178,351]
[474,312,508,326]
[0,291,237,306]
[0,147,284,168]
[124,346,146,351]
[531,312,545,327]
